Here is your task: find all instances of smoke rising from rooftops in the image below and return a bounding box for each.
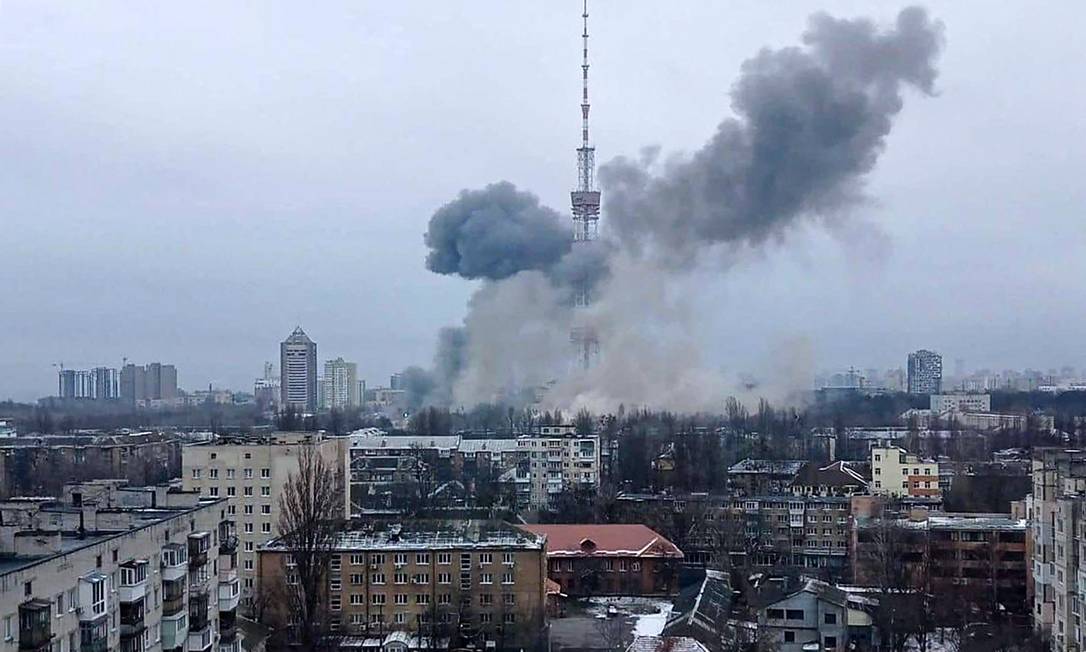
[407,7,944,412]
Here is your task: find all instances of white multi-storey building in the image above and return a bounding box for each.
[0,480,237,652]
[321,358,358,410]
[182,432,349,610]
[930,393,991,413]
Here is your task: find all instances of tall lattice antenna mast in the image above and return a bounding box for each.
[570,0,601,369]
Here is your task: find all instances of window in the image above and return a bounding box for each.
[503,613,516,624]
[191,469,201,479]
[415,595,430,605]
[261,505,271,515]
[394,613,406,625]
[784,632,795,643]
[261,486,270,497]
[226,469,235,479]
[480,594,493,606]
[767,609,785,620]
[349,594,363,605]
[245,541,254,552]
[261,523,271,534]
[438,593,451,605]
[329,579,341,592]
[371,554,385,565]
[502,552,515,565]
[503,593,515,606]
[438,553,451,565]
[244,487,253,497]
[371,594,386,605]
[243,505,254,515]
[330,596,341,611]
[786,609,804,620]
[481,573,493,585]
[479,553,493,565]
[55,593,63,615]
[824,637,838,649]
[416,553,430,564]
[631,561,640,571]
[824,613,837,625]
[261,468,270,478]
[227,487,236,497]
[244,523,254,533]
[244,559,254,570]
[394,553,408,566]
[438,573,451,585]
[244,468,253,479]
[369,614,383,624]
[413,573,429,584]
[350,554,364,565]
[394,594,408,605]
[501,572,514,584]
[209,487,219,497]
[371,573,385,585]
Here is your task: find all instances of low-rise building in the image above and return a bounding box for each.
[755,579,851,652]
[727,460,806,497]
[930,393,992,413]
[256,520,547,651]
[519,524,683,597]
[870,446,940,498]
[0,480,235,652]
[789,461,868,497]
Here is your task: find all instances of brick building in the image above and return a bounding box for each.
[257,520,547,651]
[519,524,683,597]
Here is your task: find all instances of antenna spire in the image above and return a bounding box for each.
[570,0,601,370]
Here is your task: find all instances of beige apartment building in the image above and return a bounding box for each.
[256,520,547,651]
[870,446,941,498]
[0,480,236,652]
[516,432,599,508]
[181,432,349,610]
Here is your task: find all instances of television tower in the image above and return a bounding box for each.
[570,0,601,370]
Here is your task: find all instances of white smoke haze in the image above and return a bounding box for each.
[407,7,945,413]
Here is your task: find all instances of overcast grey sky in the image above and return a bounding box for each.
[3,1,1084,402]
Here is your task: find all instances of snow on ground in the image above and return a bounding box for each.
[583,597,674,637]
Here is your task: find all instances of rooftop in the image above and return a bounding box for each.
[626,636,710,652]
[728,459,806,475]
[520,524,683,558]
[263,520,544,552]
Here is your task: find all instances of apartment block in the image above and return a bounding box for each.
[347,430,599,511]
[870,446,941,498]
[0,481,235,652]
[1027,448,1086,650]
[181,432,349,610]
[256,520,547,651]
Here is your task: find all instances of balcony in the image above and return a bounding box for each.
[219,576,241,613]
[79,615,108,652]
[189,593,211,633]
[219,520,238,555]
[161,609,189,651]
[189,532,211,568]
[187,625,213,652]
[19,600,53,651]
[118,559,149,604]
[219,610,237,643]
[162,543,189,582]
[163,579,186,617]
[119,598,146,639]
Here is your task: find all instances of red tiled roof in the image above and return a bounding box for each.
[520,524,683,559]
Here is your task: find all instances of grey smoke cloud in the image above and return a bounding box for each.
[600,7,944,264]
[424,181,571,280]
[411,7,944,411]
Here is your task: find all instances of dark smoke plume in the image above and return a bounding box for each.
[600,7,943,263]
[424,181,571,280]
[404,7,943,411]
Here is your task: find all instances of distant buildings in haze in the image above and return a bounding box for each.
[120,361,178,405]
[57,366,119,400]
[321,357,358,410]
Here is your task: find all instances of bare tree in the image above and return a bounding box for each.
[275,445,347,651]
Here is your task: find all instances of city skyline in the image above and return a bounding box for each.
[3,2,1086,403]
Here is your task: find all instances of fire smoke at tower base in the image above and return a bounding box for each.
[406,6,945,413]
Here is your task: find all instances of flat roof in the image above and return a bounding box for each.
[263,520,543,552]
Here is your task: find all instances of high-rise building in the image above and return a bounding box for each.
[120,362,178,404]
[907,349,942,394]
[57,369,92,399]
[279,327,317,412]
[181,432,349,610]
[90,367,119,399]
[322,357,358,411]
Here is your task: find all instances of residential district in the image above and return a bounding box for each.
[4,332,1086,652]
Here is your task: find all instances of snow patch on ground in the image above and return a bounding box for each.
[584,597,674,637]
